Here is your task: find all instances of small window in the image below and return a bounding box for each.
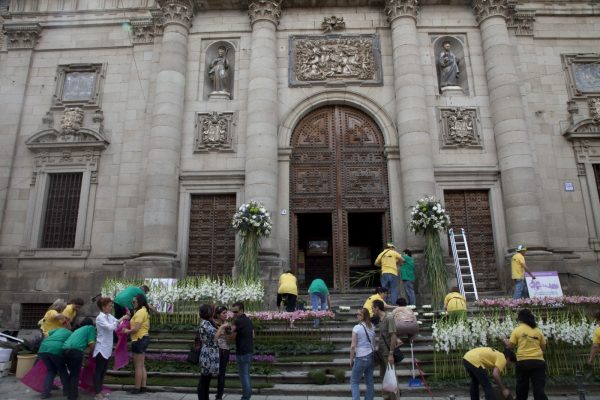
[20,303,52,329]
[52,63,105,109]
[41,173,83,248]
[62,71,97,102]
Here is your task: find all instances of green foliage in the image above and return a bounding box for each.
[254,338,335,356]
[307,369,327,385]
[424,230,447,308]
[329,368,346,384]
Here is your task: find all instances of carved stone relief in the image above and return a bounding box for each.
[590,98,600,123]
[195,112,234,152]
[472,0,510,24]
[321,16,345,33]
[2,22,41,49]
[289,35,382,87]
[385,0,419,23]
[248,0,282,26]
[129,15,164,44]
[61,108,85,136]
[439,107,482,148]
[507,10,535,36]
[158,0,194,30]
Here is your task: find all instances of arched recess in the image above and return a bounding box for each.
[289,104,392,291]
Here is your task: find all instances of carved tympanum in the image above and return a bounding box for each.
[440,107,482,148]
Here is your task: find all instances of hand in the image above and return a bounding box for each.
[501,388,511,399]
[350,359,354,368]
[388,354,394,363]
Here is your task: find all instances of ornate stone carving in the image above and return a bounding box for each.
[195,112,234,152]
[158,0,194,30]
[576,163,586,176]
[289,35,382,87]
[507,10,535,36]
[385,0,419,24]
[322,16,345,33]
[472,0,510,25]
[61,108,84,136]
[42,112,54,128]
[93,110,104,124]
[129,16,164,44]
[3,23,41,49]
[248,0,282,26]
[589,98,600,123]
[440,107,482,148]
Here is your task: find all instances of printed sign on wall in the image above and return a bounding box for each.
[526,271,563,297]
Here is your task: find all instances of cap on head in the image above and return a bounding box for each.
[386,242,395,248]
[516,245,527,252]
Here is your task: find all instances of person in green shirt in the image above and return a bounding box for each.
[308,278,332,328]
[38,328,72,399]
[114,285,149,319]
[401,249,416,306]
[63,318,97,400]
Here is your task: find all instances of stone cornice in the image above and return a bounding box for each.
[130,12,165,44]
[248,0,282,27]
[157,0,194,31]
[472,0,510,24]
[385,0,420,24]
[2,22,41,49]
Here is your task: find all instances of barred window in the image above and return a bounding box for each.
[41,173,83,248]
[21,303,51,329]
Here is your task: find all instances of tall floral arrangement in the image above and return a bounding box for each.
[409,196,451,308]
[231,200,273,281]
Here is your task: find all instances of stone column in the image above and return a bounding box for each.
[245,0,282,253]
[473,0,543,247]
[385,1,436,248]
[141,0,193,257]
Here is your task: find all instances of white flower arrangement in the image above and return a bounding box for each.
[413,312,419,316]
[407,305,417,309]
[421,305,432,309]
[408,196,450,234]
[338,306,351,311]
[423,312,435,317]
[231,200,272,237]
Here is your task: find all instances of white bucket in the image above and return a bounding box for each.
[0,348,11,363]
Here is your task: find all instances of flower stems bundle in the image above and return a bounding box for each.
[238,231,260,281]
[424,230,447,308]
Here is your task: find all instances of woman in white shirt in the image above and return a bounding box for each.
[93,297,129,400]
[350,307,375,400]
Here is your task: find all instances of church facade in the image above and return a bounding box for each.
[0,0,599,327]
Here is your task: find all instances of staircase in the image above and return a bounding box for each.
[104,289,438,397]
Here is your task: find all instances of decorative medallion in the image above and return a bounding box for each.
[195,112,234,152]
[385,0,419,23]
[589,98,600,123]
[157,0,194,30]
[472,0,510,25]
[439,107,482,148]
[3,22,41,49]
[61,108,85,136]
[248,0,282,26]
[289,34,382,87]
[321,16,345,33]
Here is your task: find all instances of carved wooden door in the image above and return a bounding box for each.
[290,105,390,291]
[188,194,236,277]
[443,190,500,291]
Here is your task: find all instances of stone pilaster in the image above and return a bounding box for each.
[385,0,436,248]
[472,0,544,247]
[244,0,282,252]
[140,0,193,258]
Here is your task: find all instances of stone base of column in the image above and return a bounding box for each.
[440,86,464,96]
[254,250,284,310]
[208,91,231,100]
[125,255,181,279]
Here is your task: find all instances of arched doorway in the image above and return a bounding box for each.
[290,105,391,291]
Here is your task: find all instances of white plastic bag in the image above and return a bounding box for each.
[382,363,398,393]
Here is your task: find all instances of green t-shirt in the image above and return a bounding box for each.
[63,325,96,352]
[401,255,415,281]
[308,278,329,295]
[115,286,145,310]
[39,328,72,356]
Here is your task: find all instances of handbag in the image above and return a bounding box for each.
[360,323,376,362]
[186,329,202,365]
[381,332,404,364]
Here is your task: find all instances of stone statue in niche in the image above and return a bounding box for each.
[437,41,460,88]
[208,46,230,95]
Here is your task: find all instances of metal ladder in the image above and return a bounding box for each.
[449,228,478,301]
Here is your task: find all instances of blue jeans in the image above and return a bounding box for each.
[403,280,416,305]
[513,279,529,299]
[38,353,69,397]
[237,353,252,400]
[381,273,398,304]
[311,292,328,327]
[351,354,374,400]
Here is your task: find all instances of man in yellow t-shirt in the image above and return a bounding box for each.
[362,287,388,324]
[463,347,515,400]
[63,298,84,329]
[587,311,600,366]
[511,245,536,299]
[374,242,403,304]
[444,287,467,315]
[277,271,298,312]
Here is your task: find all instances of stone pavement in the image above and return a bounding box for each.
[2,376,600,400]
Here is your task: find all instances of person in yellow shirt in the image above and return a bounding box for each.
[40,299,68,337]
[63,298,84,329]
[587,310,600,366]
[124,294,150,394]
[503,309,547,400]
[362,287,389,325]
[444,287,467,317]
[277,270,298,312]
[512,245,536,299]
[463,347,516,400]
[374,242,403,304]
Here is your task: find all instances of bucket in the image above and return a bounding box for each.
[15,354,36,379]
[0,348,11,363]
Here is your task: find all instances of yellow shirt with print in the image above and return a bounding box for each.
[41,310,65,336]
[130,307,150,342]
[444,292,467,312]
[511,252,526,279]
[375,249,402,276]
[363,294,385,317]
[63,304,77,322]
[278,273,298,296]
[463,347,507,372]
[509,323,546,361]
[593,326,600,345]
